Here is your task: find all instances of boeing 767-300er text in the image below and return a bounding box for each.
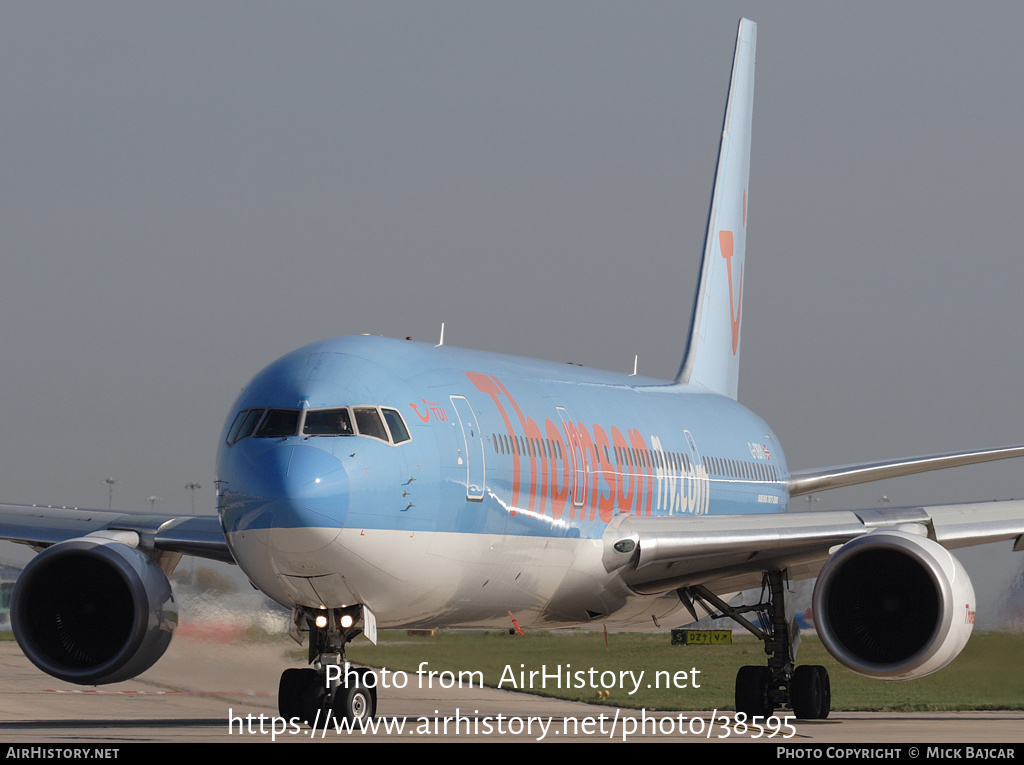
[3,18,1024,723]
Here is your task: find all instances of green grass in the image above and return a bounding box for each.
[345,630,1024,712]
[5,624,1021,710]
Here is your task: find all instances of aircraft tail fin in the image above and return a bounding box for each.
[676,18,756,400]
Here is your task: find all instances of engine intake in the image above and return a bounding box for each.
[812,529,975,680]
[10,536,177,685]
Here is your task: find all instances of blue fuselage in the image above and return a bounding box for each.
[215,335,789,626]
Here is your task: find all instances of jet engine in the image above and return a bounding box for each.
[10,535,177,685]
[812,529,975,680]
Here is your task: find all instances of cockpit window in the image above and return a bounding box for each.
[254,409,299,438]
[226,411,247,445]
[382,408,411,444]
[303,408,354,436]
[227,408,265,446]
[353,407,388,442]
[227,405,411,446]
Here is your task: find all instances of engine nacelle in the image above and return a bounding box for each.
[812,529,975,680]
[10,536,177,685]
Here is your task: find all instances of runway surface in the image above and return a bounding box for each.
[0,637,1021,744]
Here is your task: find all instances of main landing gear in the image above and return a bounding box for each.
[680,570,831,720]
[278,605,377,727]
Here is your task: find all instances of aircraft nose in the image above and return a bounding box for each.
[232,444,349,539]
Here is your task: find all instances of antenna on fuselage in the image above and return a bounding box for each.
[629,355,638,376]
[436,322,445,347]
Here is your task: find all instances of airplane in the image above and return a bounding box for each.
[3,17,1024,725]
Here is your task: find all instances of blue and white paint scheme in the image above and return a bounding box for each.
[216,332,786,631]
[3,18,1024,722]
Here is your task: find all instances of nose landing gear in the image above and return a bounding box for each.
[277,605,377,727]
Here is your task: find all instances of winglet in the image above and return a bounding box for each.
[676,18,756,400]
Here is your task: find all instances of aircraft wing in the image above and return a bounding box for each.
[787,445,1024,497]
[0,503,233,564]
[603,500,1024,595]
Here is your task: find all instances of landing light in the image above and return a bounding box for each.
[315,614,328,629]
[340,614,354,629]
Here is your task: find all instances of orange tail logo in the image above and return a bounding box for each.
[719,229,743,355]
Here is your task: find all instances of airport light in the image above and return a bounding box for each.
[185,481,202,514]
[104,477,117,509]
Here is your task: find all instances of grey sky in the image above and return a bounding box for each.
[2,3,1023,618]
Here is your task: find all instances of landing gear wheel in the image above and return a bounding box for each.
[735,665,773,718]
[279,668,308,721]
[353,667,378,715]
[791,664,831,720]
[279,668,328,725]
[332,673,377,722]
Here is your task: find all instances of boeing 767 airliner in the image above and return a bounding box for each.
[3,18,1024,724]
